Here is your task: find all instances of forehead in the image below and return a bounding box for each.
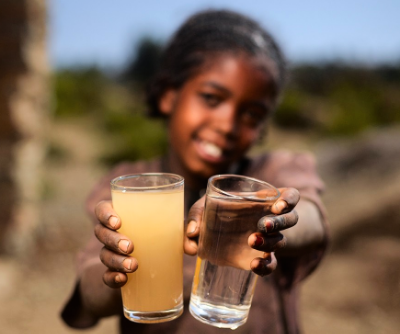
[188,53,278,97]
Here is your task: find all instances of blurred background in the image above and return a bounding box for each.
[0,1,399,333]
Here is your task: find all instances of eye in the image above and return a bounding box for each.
[240,108,269,127]
[199,93,222,107]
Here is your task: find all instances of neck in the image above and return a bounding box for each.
[163,152,208,191]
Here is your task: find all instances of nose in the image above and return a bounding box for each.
[211,105,238,137]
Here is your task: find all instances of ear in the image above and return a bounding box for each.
[158,89,178,116]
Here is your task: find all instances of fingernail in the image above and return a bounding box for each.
[254,236,264,247]
[123,258,132,270]
[187,220,197,235]
[109,216,119,228]
[254,260,266,276]
[275,200,287,213]
[119,240,130,253]
[115,274,122,283]
[262,219,274,232]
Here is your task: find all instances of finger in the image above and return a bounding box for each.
[94,223,134,255]
[186,219,200,238]
[184,236,198,256]
[100,247,138,273]
[184,221,199,256]
[186,196,206,237]
[248,232,287,252]
[184,196,205,256]
[103,269,128,288]
[95,200,121,230]
[257,210,299,233]
[271,188,300,214]
[250,252,277,276]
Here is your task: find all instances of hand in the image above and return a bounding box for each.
[94,200,138,288]
[184,187,300,276]
[184,196,205,256]
[248,187,300,276]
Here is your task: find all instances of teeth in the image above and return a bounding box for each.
[202,141,222,158]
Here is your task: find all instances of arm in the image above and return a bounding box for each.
[277,198,325,256]
[80,201,137,316]
[78,241,123,318]
[62,201,137,327]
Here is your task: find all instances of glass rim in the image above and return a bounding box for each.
[111,173,184,191]
[208,174,280,202]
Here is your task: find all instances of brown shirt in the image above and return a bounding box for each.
[61,151,329,334]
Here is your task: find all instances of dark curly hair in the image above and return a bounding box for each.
[146,9,287,117]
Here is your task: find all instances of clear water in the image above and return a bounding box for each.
[189,258,258,329]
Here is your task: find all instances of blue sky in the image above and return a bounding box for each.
[49,0,400,69]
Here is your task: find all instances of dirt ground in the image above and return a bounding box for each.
[0,119,399,334]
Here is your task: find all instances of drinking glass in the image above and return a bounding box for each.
[189,174,280,329]
[111,173,184,323]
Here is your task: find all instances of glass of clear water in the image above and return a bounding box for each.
[189,174,280,329]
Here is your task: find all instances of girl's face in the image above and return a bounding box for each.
[160,53,278,184]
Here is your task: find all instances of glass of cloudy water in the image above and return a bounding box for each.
[111,173,184,323]
[189,174,280,329]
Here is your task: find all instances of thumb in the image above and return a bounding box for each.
[184,196,205,256]
[186,196,205,238]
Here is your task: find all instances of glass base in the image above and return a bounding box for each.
[123,304,183,324]
[189,296,249,330]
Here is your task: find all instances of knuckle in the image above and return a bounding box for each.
[188,207,202,222]
[275,235,287,250]
[110,255,117,269]
[257,217,267,232]
[99,247,107,264]
[273,215,286,231]
[96,201,114,223]
[103,270,117,287]
[281,215,288,229]
[94,223,102,238]
[95,201,107,217]
[285,188,300,206]
[102,273,109,286]
[104,230,114,248]
[292,209,299,225]
[281,236,287,248]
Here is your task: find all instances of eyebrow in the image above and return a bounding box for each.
[200,81,272,111]
[200,81,231,95]
[250,101,270,112]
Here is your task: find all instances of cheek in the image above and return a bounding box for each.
[239,127,262,149]
[169,107,201,144]
[174,101,207,134]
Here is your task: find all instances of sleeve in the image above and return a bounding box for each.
[249,150,330,284]
[272,151,330,286]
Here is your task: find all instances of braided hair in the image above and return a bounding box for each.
[146,9,287,117]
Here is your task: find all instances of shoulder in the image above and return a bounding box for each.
[245,150,323,191]
[99,157,163,187]
[246,150,317,181]
[106,158,163,178]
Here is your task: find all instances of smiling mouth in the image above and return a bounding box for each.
[202,141,222,158]
[196,140,225,162]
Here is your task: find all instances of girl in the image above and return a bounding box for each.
[62,9,329,334]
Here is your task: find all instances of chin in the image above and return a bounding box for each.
[193,162,230,180]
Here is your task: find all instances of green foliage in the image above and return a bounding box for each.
[53,66,168,165]
[53,60,400,166]
[273,90,317,129]
[275,62,400,136]
[101,108,168,165]
[45,142,69,162]
[53,66,107,117]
